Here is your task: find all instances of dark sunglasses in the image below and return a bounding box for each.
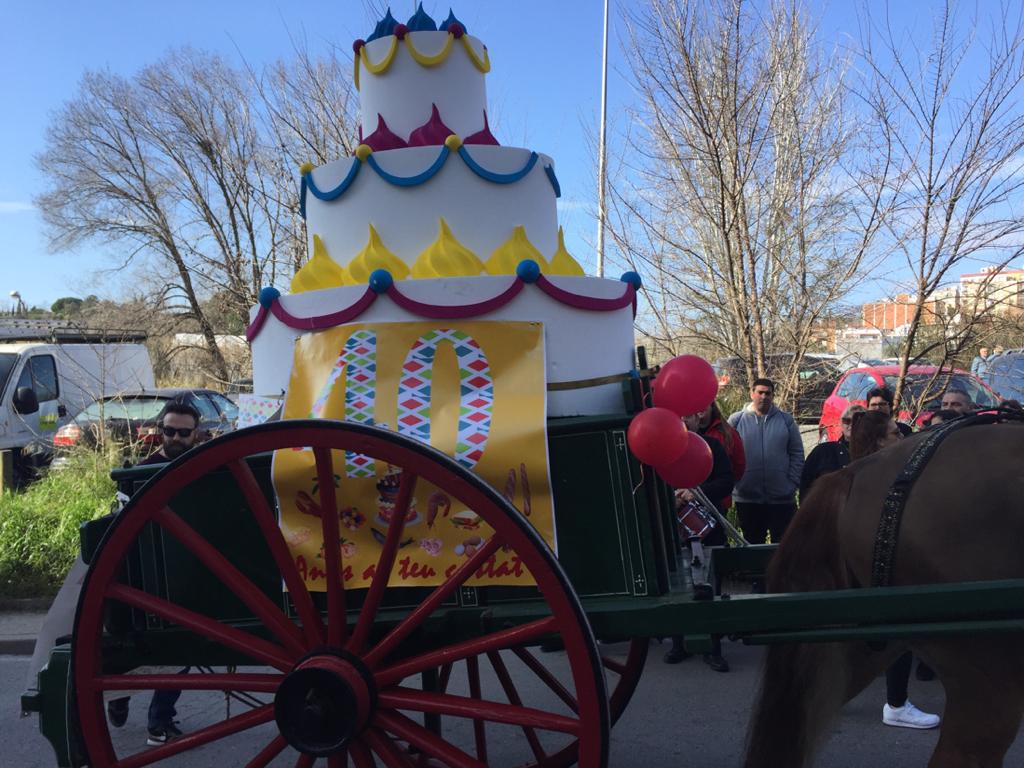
[162,426,194,438]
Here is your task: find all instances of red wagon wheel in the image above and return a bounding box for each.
[72,420,609,767]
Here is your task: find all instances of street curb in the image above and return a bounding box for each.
[0,638,36,655]
[0,597,52,611]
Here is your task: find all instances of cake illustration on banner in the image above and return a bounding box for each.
[249,5,641,419]
[375,465,420,526]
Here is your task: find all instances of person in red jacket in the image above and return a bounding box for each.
[695,400,745,509]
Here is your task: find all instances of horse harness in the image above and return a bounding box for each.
[870,406,1024,588]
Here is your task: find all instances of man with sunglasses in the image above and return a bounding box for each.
[139,400,201,465]
[106,400,201,745]
[800,403,864,499]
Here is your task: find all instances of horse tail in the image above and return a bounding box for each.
[744,469,855,768]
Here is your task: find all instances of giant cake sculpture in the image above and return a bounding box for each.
[249,5,640,417]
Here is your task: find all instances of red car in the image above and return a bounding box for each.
[818,365,1001,441]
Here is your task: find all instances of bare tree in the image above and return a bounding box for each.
[608,0,889,410]
[858,0,1024,407]
[36,46,358,381]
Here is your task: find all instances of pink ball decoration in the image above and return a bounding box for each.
[656,433,714,489]
[652,355,719,417]
[353,39,366,53]
[393,23,409,39]
[448,22,466,38]
[627,407,689,467]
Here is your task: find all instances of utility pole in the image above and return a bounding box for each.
[596,0,610,277]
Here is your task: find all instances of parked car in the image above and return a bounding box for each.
[818,365,1001,441]
[982,349,1024,402]
[713,353,842,422]
[52,388,238,463]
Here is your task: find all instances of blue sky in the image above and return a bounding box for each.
[0,0,1001,313]
[0,0,636,310]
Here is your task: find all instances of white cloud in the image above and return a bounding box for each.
[0,201,34,213]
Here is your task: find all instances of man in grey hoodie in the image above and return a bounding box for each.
[727,378,804,544]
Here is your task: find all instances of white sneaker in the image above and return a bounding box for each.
[882,701,940,729]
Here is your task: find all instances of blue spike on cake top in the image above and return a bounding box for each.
[439,9,466,32]
[367,8,399,42]
[406,3,437,31]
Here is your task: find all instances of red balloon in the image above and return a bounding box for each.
[627,407,689,466]
[656,433,714,488]
[652,355,719,417]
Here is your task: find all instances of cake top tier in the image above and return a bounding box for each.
[354,5,493,144]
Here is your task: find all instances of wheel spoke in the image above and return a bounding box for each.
[375,616,557,686]
[512,647,579,713]
[363,727,416,768]
[114,703,275,768]
[488,650,546,761]
[438,662,453,692]
[328,755,348,768]
[466,656,487,763]
[245,734,288,768]
[229,458,325,646]
[294,754,315,768]
[379,686,580,734]
[364,536,504,668]
[97,672,281,693]
[106,583,293,670]
[153,506,306,658]
[348,470,419,655]
[375,710,485,768]
[351,739,378,768]
[314,447,347,646]
[602,656,627,675]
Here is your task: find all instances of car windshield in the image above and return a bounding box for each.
[882,373,1000,410]
[0,353,16,397]
[76,397,168,422]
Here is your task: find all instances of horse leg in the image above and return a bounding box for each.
[921,641,1024,768]
[745,640,902,768]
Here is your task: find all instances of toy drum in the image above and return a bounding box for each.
[676,500,717,541]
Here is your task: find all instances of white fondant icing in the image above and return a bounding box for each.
[305,146,558,268]
[250,276,635,417]
[359,32,488,141]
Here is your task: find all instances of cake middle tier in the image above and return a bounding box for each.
[303,144,560,270]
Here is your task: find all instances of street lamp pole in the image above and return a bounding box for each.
[596,0,611,277]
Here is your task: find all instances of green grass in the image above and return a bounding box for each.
[0,449,118,598]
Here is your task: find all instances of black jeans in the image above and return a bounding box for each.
[886,652,913,707]
[735,502,796,544]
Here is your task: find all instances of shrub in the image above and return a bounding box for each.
[0,448,117,598]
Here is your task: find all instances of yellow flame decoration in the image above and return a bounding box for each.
[354,32,489,90]
[348,224,411,283]
[484,226,550,276]
[291,235,352,293]
[547,227,586,276]
[411,218,486,279]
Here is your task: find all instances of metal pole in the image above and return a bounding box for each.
[596,0,610,277]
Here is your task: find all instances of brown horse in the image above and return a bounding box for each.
[744,421,1024,768]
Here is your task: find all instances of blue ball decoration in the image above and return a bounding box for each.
[516,259,541,284]
[620,271,643,290]
[258,287,281,308]
[369,269,394,293]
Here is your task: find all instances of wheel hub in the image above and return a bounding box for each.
[274,649,376,756]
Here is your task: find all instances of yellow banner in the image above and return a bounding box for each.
[273,321,553,589]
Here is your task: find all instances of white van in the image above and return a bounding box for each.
[0,334,155,482]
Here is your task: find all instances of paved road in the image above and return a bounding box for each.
[8,640,1021,767]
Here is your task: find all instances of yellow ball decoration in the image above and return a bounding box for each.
[355,144,373,161]
[444,134,463,152]
[298,162,315,176]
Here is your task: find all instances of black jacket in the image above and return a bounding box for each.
[799,438,850,500]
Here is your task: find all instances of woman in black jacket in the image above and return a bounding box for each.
[799,403,864,500]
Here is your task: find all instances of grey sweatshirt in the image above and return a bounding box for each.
[727,404,804,504]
